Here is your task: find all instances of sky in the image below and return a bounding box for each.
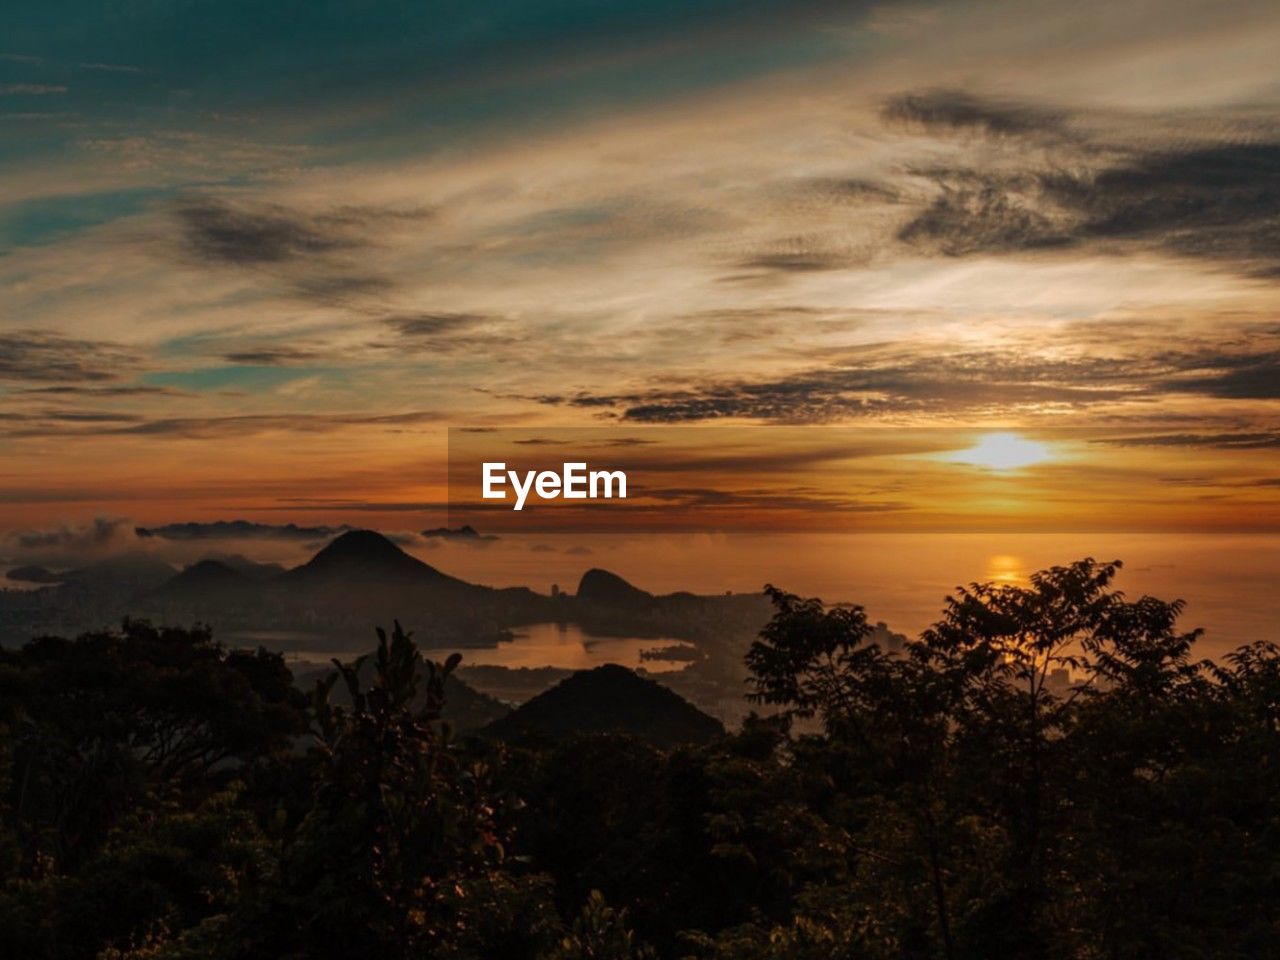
[1,0,1278,567]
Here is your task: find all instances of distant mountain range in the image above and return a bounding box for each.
[0,529,774,658]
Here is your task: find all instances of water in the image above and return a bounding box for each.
[422,622,694,672]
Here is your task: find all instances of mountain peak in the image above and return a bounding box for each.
[150,558,256,602]
[314,529,410,563]
[576,568,653,607]
[483,663,723,747]
[279,529,458,590]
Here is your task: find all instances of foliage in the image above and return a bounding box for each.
[1,561,1278,959]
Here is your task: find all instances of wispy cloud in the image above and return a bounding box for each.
[0,332,138,383]
[0,83,66,95]
[136,520,354,541]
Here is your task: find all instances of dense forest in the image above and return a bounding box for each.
[1,558,1277,959]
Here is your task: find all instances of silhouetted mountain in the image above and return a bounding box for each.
[261,531,554,640]
[484,663,723,747]
[576,568,653,608]
[5,564,64,584]
[151,559,260,604]
[275,530,466,590]
[441,674,512,732]
[207,553,286,580]
[60,554,176,595]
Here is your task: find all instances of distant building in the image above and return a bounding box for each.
[1047,667,1072,694]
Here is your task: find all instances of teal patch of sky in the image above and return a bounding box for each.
[307,25,854,162]
[142,365,331,392]
[2,2,868,156]
[0,187,175,251]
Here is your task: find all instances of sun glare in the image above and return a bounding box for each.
[945,432,1054,471]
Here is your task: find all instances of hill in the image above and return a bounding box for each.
[150,559,260,604]
[274,529,466,591]
[483,663,724,747]
[576,568,653,608]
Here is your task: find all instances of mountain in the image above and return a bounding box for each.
[150,559,260,604]
[59,554,177,596]
[207,553,286,580]
[440,674,512,732]
[483,663,724,747]
[576,568,653,608]
[274,530,467,591]
[263,530,555,639]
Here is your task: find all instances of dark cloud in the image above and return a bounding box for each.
[0,331,137,383]
[0,410,442,440]
[374,311,520,356]
[136,520,355,541]
[883,88,1069,137]
[274,498,448,512]
[421,524,499,543]
[222,348,321,365]
[638,485,907,513]
[785,177,900,204]
[115,410,441,439]
[1096,432,1280,450]
[888,90,1280,275]
[16,384,185,397]
[1160,350,1280,399]
[177,200,358,265]
[736,250,853,273]
[535,339,1280,423]
[173,200,430,305]
[569,351,1138,422]
[898,169,1075,255]
[387,313,486,337]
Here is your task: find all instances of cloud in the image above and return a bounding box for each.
[0,84,67,95]
[530,332,1280,423]
[79,62,144,74]
[638,485,908,513]
[421,525,499,544]
[136,520,355,541]
[3,517,133,552]
[176,200,361,265]
[0,410,443,440]
[16,384,187,397]
[882,88,1069,137]
[888,91,1280,275]
[0,331,138,383]
[386,313,485,337]
[541,349,1141,422]
[221,348,322,365]
[1159,350,1280,399]
[898,169,1076,256]
[1096,432,1280,450]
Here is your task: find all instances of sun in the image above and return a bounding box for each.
[943,432,1054,471]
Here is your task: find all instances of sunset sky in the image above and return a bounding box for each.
[2,0,1278,558]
